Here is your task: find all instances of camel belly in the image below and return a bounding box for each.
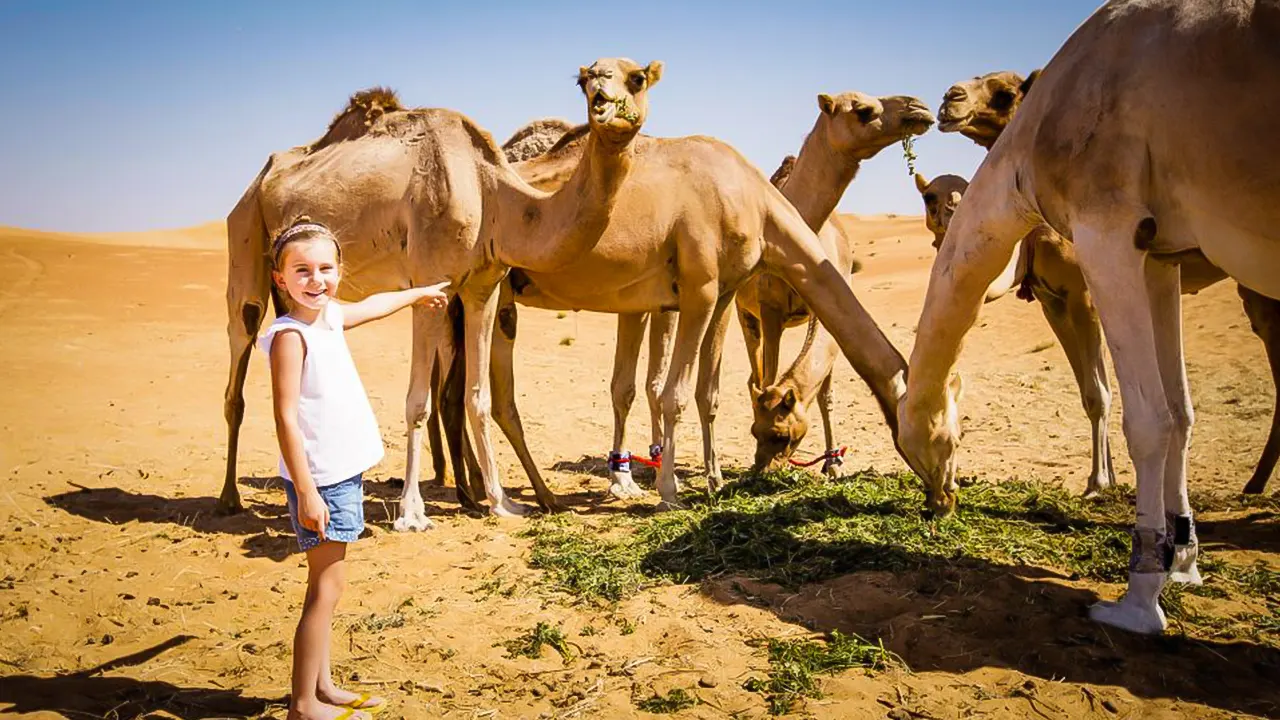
[514,261,679,314]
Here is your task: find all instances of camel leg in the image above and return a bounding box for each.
[695,294,734,492]
[221,255,272,515]
[759,300,786,387]
[439,324,485,512]
[656,286,718,509]
[608,313,649,499]
[1036,292,1116,496]
[1240,285,1280,494]
[1073,214,1190,635]
[488,299,562,512]
[736,303,764,392]
[461,279,534,518]
[645,310,677,475]
[394,307,449,531]
[426,357,449,487]
[817,373,841,478]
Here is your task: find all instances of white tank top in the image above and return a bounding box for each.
[258,301,384,486]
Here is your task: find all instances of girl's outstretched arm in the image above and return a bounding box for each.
[340,281,451,329]
[270,330,328,538]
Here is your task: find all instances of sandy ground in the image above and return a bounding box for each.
[0,216,1276,719]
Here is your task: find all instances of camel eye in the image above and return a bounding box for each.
[628,73,646,90]
[924,192,937,206]
[855,105,875,123]
[990,89,1015,111]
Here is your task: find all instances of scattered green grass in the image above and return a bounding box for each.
[349,611,405,634]
[499,622,575,663]
[635,688,698,714]
[743,631,902,715]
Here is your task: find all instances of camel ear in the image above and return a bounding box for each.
[645,61,664,87]
[914,173,929,194]
[948,372,965,403]
[1020,69,1041,96]
[781,388,797,413]
[948,190,963,206]
[817,93,837,115]
[577,66,589,89]
[750,382,764,401]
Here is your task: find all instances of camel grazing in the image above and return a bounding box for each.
[221,57,661,526]
[441,92,934,510]
[897,0,1280,634]
[933,66,1280,496]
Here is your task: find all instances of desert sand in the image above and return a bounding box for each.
[0,215,1275,719]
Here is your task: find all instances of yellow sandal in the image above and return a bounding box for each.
[340,693,386,713]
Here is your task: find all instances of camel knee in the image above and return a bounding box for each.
[695,388,719,421]
[612,377,637,414]
[224,395,245,427]
[1121,407,1175,463]
[464,388,493,426]
[661,389,688,424]
[1081,381,1111,420]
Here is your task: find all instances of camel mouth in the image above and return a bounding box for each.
[936,108,971,133]
[590,91,619,125]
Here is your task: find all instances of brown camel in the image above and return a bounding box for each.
[440,92,935,509]
[221,58,661,528]
[933,66,1280,495]
[898,0,1280,634]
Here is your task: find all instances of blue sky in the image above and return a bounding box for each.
[0,1,1101,232]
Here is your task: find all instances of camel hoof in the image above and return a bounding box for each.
[491,498,535,518]
[608,482,632,501]
[215,498,243,516]
[704,473,722,494]
[1088,599,1167,635]
[393,512,436,533]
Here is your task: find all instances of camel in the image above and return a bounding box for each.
[439,91,935,510]
[931,66,1280,495]
[897,0,1280,634]
[221,57,662,527]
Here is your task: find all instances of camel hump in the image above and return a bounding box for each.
[770,155,797,189]
[347,86,403,118]
[502,117,576,162]
[309,86,405,153]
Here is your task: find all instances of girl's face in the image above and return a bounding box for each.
[273,238,341,314]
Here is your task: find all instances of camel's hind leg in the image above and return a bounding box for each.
[221,181,273,515]
[441,297,486,512]
[656,285,719,508]
[608,313,650,499]
[816,373,841,478]
[1240,284,1280,494]
[736,303,764,392]
[426,358,449,487]
[1074,213,1197,636]
[695,294,734,492]
[1035,288,1116,496]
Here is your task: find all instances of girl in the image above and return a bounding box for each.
[260,218,449,720]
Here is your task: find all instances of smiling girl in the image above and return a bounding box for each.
[259,218,448,720]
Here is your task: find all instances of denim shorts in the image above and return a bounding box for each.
[283,474,365,552]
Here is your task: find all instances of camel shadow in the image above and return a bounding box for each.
[0,635,283,718]
[633,476,1280,719]
[1199,511,1280,555]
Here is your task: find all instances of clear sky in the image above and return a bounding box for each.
[0,1,1102,233]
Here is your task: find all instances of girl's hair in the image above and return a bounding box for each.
[270,216,342,270]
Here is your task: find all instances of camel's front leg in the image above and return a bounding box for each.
[759,299,786,387]
[1240,285,1280,494]
[426,358,449,487]
[816,373,841,478]
[1036,290,1116,496]
[694,294,734,492]
[644,310,677,473]
[395,306,448,531]
[656,286,719,509]
[489,298,562,511]
[736,303,763,392]
[608,313,650,499]
[1074,214,1191,635]
[462,280,534,518]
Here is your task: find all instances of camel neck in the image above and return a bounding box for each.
[496,131,635,273]
[776,320,842,404]
[784,122,861,229]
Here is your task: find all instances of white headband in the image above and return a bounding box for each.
[276,223,334,244]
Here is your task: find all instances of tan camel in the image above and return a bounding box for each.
[742,154,865,476]
[221,58,661,527]
[898,0,1280,634]
[933,64,1280,496]
[440,92,935,509]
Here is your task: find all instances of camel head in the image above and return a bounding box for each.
[750,384,809,472]
[936,70,1040,149]
[898,373,965,517]
[577,58,662,145]
[914,173,969,249]
[815,91,935,160]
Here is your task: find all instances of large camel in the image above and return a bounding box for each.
[897,0,1280,634]
[221,57,661,525]
[931,68,1280,495]
[441,92,934,510]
